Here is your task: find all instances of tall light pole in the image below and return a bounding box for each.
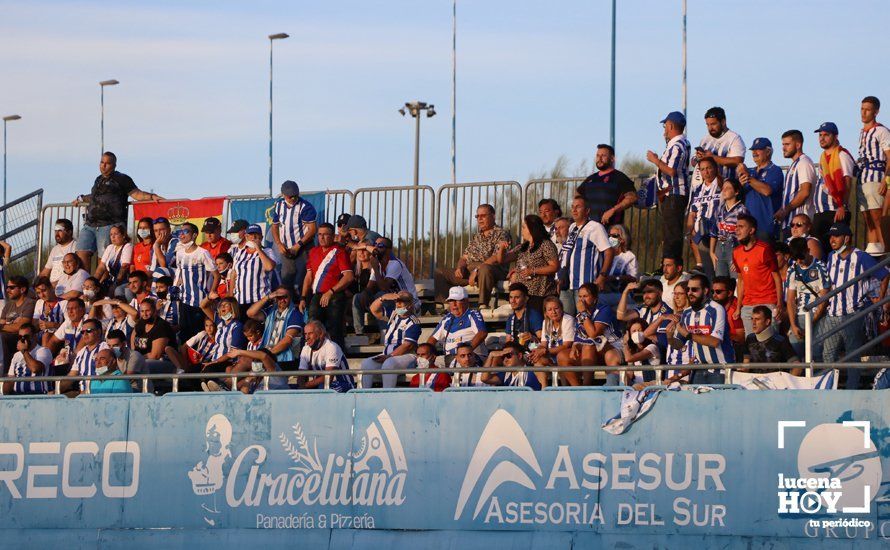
[268,32,289,197]
[451,0,457,184]
[99,79,119,154]
[399,101,436,252]
[609,0,616,148]
[2,115,22,234]
[682,0,687,119]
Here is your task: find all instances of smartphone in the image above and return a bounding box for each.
[695,146,705,153]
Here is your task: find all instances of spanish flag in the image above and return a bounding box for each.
[819,146,852,210]
[133,197,225,245]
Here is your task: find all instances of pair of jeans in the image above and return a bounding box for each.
[307,291,348,349]
[352,289,385,336]
[559,289,579,316]
[434,262,507,307]
[788,313,825,362]
[714,239,737,278]
[821,314,868,389]
[177,303,205,344]
[694,237,715,281]
[660,195,689,260]
[279,247,311,291]
[75,224,112,255]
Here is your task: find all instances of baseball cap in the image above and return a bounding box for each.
[345,214,368,230]
[227,219,248,233]
[281,180,300,197]
[153,217,170,225]
[660,111,686,126]
[815,122,839,135]
[245,223,263,236]
[749,137,772,150]
[202,217,222,233]
[336,213,352,228]
[446,286,469,302]
[827,223,852,237]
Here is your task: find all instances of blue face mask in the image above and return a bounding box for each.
[395,307,408,316]
[112,346,123,358]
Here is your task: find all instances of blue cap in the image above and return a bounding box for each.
[827,223,852,237]
[815,122,839,135]
[246,223,263,235]
[749,137,772,150]
[660,111,686,126]
[153,217,169,225]
[281,180,300,197]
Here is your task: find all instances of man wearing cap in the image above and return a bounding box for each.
[646,111,690,259]
[427,286,489,363]
[823,222,890,388]
[344,215,381,253]
[859,96,890,254]
[301,222,354,348]
[200,217,231,260]
[737,138,784,241]
[231,224,277,310]
[72,152,163,268]
[173,222,219,341]
[692,107,746,183]
[335,213,352,247]
[433,204,511,310]
[575,144,638,225]
[36,218,76,288]
[776,130,817,239]
[812,122,855,249]
[271,180,318,290]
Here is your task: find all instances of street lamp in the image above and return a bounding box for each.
[398,101,436,187]
[99,79,119,154]
[2,114,22,234]
[268,32,289,197]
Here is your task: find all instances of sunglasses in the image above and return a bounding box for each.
[609,234,621,239]
[274,295,290,301]
[82,328,98,334]
[502,352,518,359]
[687,287,703,293]
[6,286,17,290]
[791,222,806,228]
[375,243,388,249]
[712,289,728,294]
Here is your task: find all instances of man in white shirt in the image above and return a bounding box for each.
[36,219,77,288]
[659,255,690,312]
[3,325,53,395]
[298,320,354,393]
[692,106,746,183]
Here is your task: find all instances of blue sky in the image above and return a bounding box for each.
[1,0,888,204]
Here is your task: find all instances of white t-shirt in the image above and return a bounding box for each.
[541,313,576,349]
[100,242,134,268]
[370,258,418,299]
[45,241,77,285]
[54,269,90,298]
[629,342,661,386]
[610,251,638,279]
[7,346,53,394]
[693,129,746,183]
[660,272,690,312]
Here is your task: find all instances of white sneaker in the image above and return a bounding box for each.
[865,242,885,255]
[200,381,209,392]
[205,380,222,392]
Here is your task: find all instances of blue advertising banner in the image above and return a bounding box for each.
[0,389,887,548]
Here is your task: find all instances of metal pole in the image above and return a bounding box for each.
[413,112,421,187]
[682,0,687,119]
[609,0,616,148]
[100,86,105,154]
[269,38,274,198]
[2,120,6,232]
[804,310,813,377]
[451,0,457,184]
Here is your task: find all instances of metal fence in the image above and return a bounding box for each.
[37,202,87,272]
[435,181,523,271]
[323,189,354,225]
[0,189,43,278]
[354,186,435,280]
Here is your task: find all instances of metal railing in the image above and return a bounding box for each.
[0,363,870,397]
[435,181,523,271]
[324,189,354,224]
[354,185,435,279]
[0,189,43,278]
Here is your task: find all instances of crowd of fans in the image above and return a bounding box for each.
[2,97,890,395]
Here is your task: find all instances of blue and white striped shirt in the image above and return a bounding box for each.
[431,309,487,356]
[175,247,217,307]
[786,258,831,315]
[211,318,246,361]
[272,197,317,249]
[34,298,65,340]
[826,249,889,316]
[658,135,691,196]
[678,300,734,364]
[688,179,721,238]
[383,314,422,355]
[233,247,276,305]
[7,346,53,394]
[186,331,217,363]
[639,302,673,351]
[694,129,746,182]
[504,371,541,391]
[711,200,749,245]
[857,124,890,183]
[561,220,611,290]
[780,154,817,229]
[104,316,134,341]
[299,339,355,393]
[72,342,109,391]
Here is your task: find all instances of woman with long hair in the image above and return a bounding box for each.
[496,214,559,313]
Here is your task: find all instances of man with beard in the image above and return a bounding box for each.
[776,130,817,239]
[692,107,746,183]
[36,218,76,288]
[812,122,856,248]
[666,273,734,385]
[732,214,783,337]
[575,144,638,225]
[646,111,690,259]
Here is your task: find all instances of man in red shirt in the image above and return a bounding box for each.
[732,213,783,336]
[200,217,232,259]
[300,222,354,348]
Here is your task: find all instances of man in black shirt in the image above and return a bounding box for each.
[575,144,638,225]
[72,151,163,267]
[742,305,801,374]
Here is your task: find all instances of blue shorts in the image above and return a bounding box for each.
[76,224,112,254]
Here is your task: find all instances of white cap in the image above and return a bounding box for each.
[446,286,469,302]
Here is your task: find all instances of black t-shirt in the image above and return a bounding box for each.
[86,171,137,226]
[744,333,799,364]
[133,318,176,356]
[576,169,636,224]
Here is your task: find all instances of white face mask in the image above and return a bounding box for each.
[631,331,646,345]
[96,367,108,376]
[416,357,430,369]
[836,244,848,255]
[229,233,242,245]
[137,228,151,239]
[251,361,264,373]
[83,289,97,300]
[395,307,408,316]
[245,241,258,250]
[220,311,233,322]
[182,239,195,248]
[608,237,620,248]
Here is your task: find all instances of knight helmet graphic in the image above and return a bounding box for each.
[189,414,233,495]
